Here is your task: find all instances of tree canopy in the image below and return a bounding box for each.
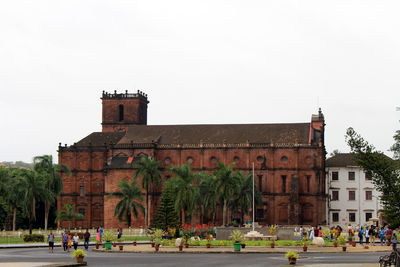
[346,127,400,228]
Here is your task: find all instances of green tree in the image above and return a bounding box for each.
[152,182,179,231]
[18,169,46,234]
[230,171,262,224]
[108,178,145,227]
[213,162,239,226]
[133,156,162,229]
[168,163,200,224]
[346,127,400,227]
[197,172,217,223]
[55,203,84,230]
[33,155,70,231]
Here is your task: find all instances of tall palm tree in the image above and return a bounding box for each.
[108,178,145,227]
[214,161,239,226]
[33,155,71,230]
[55,203,84,230]
[231,171,262,224]
[18,168,46,234]
[197,172,217,223]
[0,167,23,231]
[133,156,162,228]
[4,169,25,231]
[168,163,200,224]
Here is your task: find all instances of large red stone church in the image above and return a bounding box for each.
[58,90,327,228]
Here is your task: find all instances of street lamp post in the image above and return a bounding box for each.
[252,162,255,232]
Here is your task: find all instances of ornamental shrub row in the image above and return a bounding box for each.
[23,234,44,242]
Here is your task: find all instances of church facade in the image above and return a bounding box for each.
[58,90,327,228]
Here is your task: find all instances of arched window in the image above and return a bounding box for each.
[119,105,124,121]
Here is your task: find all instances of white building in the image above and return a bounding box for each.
[326,153,382,227]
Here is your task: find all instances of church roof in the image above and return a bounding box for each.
[75,132,126,146]
[117,123,311,145]
[326,153,357,167]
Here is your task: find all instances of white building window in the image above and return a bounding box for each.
[349,213,356,222]
[348,171,355,181]
[332,212,339,222]
[332,191,339,201]
[332,171,339,181]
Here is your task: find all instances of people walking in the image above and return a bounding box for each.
[84,229,90,250]
[379,227,385,246]
[392,233,397,251]
[365,226,370,245]
[48,231,55,253]
[99,226,104,242]
[359,227,364,245]
[369,227,375,246]
[96,227,101,243]
[73,233,79,250]
[62,232,68,252]
[67,232,72,252]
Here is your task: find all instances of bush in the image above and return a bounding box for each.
[23,234,44,242]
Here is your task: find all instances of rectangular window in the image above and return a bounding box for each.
[79,208,85,216]
[365,171,372,180]
[258,175,263,192]
[332,212,339,222]
[282,175,287,193]
[348,171,355,181]
[349,212,356,222]
[366,212,372,222]
[332,171,339,181]
[365,191,372,200]
[256,209,264,219]
[306,175,311,193]
[332,190,339,201]
[349,191,355,201]
[80,186,85,196]
[166,175,171,180]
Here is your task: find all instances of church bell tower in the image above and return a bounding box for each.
[101,90,149,132]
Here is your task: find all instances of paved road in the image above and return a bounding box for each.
[0,248,388,267]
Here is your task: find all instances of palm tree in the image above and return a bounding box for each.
[231,171,262,224]
[55,203,84,230]
[33,155,71,230]
[168,163,200,224]
[133,156,162,229]
[108,178,145,227]
[0,167,24,231]
[197,172,217,223]
[213,161,239,226]
[3,169,25,231]
[18,168,46,234]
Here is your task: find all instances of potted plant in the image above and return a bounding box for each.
[302,235,309,252]
[119,244,124,250]
[269,226,277,248]
[133,236,137,246]
[154,238,161,251]
[177,238,184,251]
[113,242,117,247]
[206,234,213,248]
[285,251,299,265]
[102,231,116,250]
[230,230,244,252]
[95,240,101,249]
[347,233,355,247]
[71,249,87,263]
[337,235,346,251]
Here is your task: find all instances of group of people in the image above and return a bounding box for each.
[358,226,397,249]
[47,229,91,252]
[298,224,398,251]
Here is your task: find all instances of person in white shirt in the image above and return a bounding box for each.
[73,233,79,250]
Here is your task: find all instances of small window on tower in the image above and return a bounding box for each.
[119,105,124,121]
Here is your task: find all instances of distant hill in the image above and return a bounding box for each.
[0,161,33,169]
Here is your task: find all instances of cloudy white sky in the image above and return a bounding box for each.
[1,1,399,163]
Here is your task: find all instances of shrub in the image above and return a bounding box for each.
[285,251,299,259]
[337,235,346,246]
[102,231,116,242]
[23,234,44,242]
[71,249,87,258]
[230,230,244,243]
